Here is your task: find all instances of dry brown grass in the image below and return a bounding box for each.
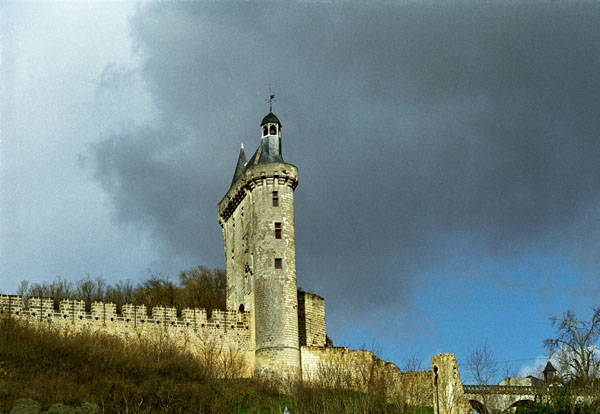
[0,316,432,413]
[0,316,253,413]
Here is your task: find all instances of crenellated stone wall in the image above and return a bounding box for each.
[0,294,254,376]
[0,292,438,407]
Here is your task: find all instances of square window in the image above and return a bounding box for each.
[272,191,279,207]
[275,222,282,239]
[274,258,282,269]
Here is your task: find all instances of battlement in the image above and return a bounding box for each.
[0,294,252,353]
[218,162,298,223]
[0,294,22,315]
[60,299,86,319]
[1,293,255,379]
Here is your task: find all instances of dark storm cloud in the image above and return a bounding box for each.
[92,2,600,328]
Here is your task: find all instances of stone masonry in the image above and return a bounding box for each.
[298,291,326,347]
[218,112,302,377]
[0,294,254,376]
[216,110,433,397]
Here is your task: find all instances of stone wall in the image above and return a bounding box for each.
[498,376,543,387]
[301,345,433,407]
[298,291,326,347]
[390,370,434,407]
[0,294,254,377]
[2,293,436,406]
[301,345,381,385]
[432,353,471,414]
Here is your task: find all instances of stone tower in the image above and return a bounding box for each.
[218,111,300,377]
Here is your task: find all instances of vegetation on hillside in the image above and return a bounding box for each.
[0,315,425,414]
[16,266,226,316]
[12,271,600,413]
[514,388,600,414]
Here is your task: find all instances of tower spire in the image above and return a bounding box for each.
[230,143,247,186]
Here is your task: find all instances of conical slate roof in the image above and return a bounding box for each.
[245,137,284,166]
[231,144,247,186]
[543,361,557,373]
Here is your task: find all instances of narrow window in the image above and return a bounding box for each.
[272,191,279,207]
[263,125,268,136]
[270,125,277,135]
[274,258,282,269]
[275,222,282,239]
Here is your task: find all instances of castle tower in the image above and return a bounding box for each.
[218,110,300,377]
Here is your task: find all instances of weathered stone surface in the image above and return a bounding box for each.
[218,113,303,377]
[2,300,253,377]
[432,353,471,414]
[219,160,301,377]
[298,291,326,347]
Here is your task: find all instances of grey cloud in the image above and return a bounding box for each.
[97,63,138,94]
[91,2,600,332]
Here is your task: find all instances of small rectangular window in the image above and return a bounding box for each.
[274,258,282,269]
[275,222,282,239]
[272,191,279,207]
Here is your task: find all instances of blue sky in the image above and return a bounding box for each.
[2,1,600,383]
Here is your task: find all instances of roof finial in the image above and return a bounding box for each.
[266,83,275,113]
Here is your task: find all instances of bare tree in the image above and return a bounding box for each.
[397,352,431,412]
[500,360,518,381]
[543,307,600,385]
[403,352,425,372]
[178,266,226,313]
[465,342,499,386]
[18,266,227,316]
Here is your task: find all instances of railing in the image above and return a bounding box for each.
[463,385,540,395]
[464,384,600,396]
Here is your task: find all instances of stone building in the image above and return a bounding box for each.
[218,110,327,377]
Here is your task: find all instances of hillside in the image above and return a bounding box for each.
[0,316,415,414]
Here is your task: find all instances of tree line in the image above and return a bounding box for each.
[16,266,226,316]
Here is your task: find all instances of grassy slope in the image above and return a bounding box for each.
[0,317,290,413]
[0,316,418,414]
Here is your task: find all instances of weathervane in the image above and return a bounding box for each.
[266,84,276,112]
